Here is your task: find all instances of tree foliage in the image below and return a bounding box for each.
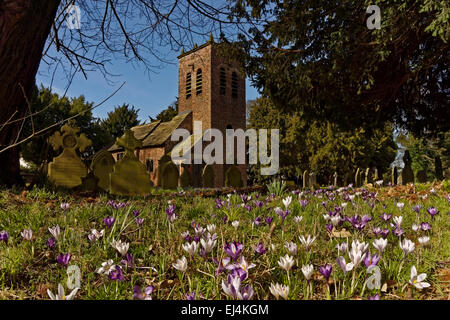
[101,104,140,140]
[155,99,178,122]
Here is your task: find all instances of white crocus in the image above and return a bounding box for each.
[299,235,316,250]
[397,202,405,210]
[284,241,297,255]
[48,225,61,240]
[400,239,415,257]
[283,196,292,209]
[330,215,341,226]
[348,240,368,267]
[96,259,116,275]
[269,283,289,299]
[206,224,216,233]
[47,284,78,300]
[301,264,314,281]
[337,256,354,273]
[173,256,188,272]
[222,275,241,299]
[412,224,420,232]
[182,241,199,256]
[393,216,403,226]
[111,239,130,256]
[418,236,430,246]
[200,237,217,254]
[409,266,431,290]
[21,229,33,240]
[336,242,348,254]
[278,254,295,271]
[88,229,104,242]
[231,220,240,229]
[372,238,388,253]
[293,216,303,224]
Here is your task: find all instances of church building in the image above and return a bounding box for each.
[109,37,247,188]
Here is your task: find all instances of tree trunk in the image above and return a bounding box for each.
[0,0,61,186]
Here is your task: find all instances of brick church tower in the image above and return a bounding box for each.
[177,38,247,187]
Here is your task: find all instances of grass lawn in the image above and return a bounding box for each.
[0,182,449,300]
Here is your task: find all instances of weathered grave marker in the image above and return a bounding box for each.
[161,161,179,189]
[91,149,115,191]
[303,170,309,189]
[225,165,243,188]
[401,149,415,185]
[48,122,91,188]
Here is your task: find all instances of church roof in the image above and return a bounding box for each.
[108,110,192,152]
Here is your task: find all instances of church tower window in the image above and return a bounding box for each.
[196,69,202,95]
[186,72,192,99]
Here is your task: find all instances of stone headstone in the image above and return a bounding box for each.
[435,156,444,180]
[359,170,364,187]
[48,122,91,188]
[333,172,338,187]
[157,155,172,187]
[373,168,379,182]
[91,150,115,191]
[303,170,309,189]
[80,172,98,192]
[355,168,361,187]
[225,165,243,188]
[179,165,193,187]
[308,172,316,189]
[161,161,179,189]
[110,130,152,196]
[416,170,427,183]
[391,166,398,185]
[202,164,215,188]
[401,150,414,185]
[364,168,372,185]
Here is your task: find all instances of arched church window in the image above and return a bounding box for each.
[186,72,192,99]
[146,159,154,173]
[196,69,202,95]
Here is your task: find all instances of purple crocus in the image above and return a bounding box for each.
[380,213,392,221]
[326,224,333,233]
[373,227,381,237]
[369,294,380,300]
[299,199,308,208]
[363,252,380,268]
[318,263,333,280]
[133,210,141,217]
[254,242,267,255]
[186,292,196,300]
[104,216,115,228]
[255,200,264,208]
[421,222,432,231]
[109,265,125,281]
[427,207,439,219]
[57,253,71,267]
[224,241,244,261]
[136,217,145,226]
[253,216,262,226]
[393,227,404,237]
[380,229,390,238]
[0,231,9,244]
[133,285,154,300]
[412,205,422,213]
[244,204,252,212]
[265,217,273,225]
[121,253,134,268]
[215,198,225,209]
[47,237,56,248]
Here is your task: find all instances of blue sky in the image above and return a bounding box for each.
[36,46,260,122]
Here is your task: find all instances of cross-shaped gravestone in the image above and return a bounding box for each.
[110,129,151,196]
[48,122,91,188]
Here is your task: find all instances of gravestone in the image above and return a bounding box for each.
[48,122,92,188]
[157,155,172,187]
[180,165,193,187]
[303,170,309,189]
[161,161,179,189]
[416,170,427,183]
[202,164,215,188]
[391,166,398,185]
[91,150,115,191]
[364,168,372,185]
[435,156,444,180]
[80,172,98,192]
[359,170,365,187]
[373,168,379,182]
[225,165,243,188]
[333,172,338,187]
[110,130,152,196]
[308,172,316,189]
[401,149,415,185]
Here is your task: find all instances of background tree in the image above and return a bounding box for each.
[20,85,111,168]
[227,0,449,137]
[0,0,238,186]
[154,99,178,122]
[101,104,140,140]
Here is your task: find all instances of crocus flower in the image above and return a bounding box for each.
[380,229,389,238]
[265,217,273,225]
[400,239,415,258]
[47,284,78,300]
[363,252,380,268]
[318,263,332,280]
[421,222,432,231]
[278,254,295,271]
[186,292,196,300]
[104,217,115,228]
[393,216,403,227]
[200,237,217,254]
[21,229,33,241]
[182,241,199,257]
[207,224,216,233]
[111,239,129,256]
[301,264,314,281]
[60,202,70,211]
[373,238,388,254]
[396,202,405,210]
[121,253,134,268]
[299,235,316,250]
[0,231,9,244]
[48,225,61,240]
[427,207,439,219]
[269,283,289,299]
[393,227,404,237]
[293,216,303,224]
[221,275,242,299]
[47,237,56,248]
[348,240,368,267]
[136,218,145,226]
[409,266,430,290]
[326,224,333,233]
[369,294,380,300]
[224,242,244,261]
[173,256,188,272]
[418,236,430,245]
[97,259,116,275]
[282,196,292,209]
[109,265,125,281]
[299,199,308,208]
[337,256,354,273]
[412,205,422,213]
[254,242,267,255]
[284,241,297,255]
[380,213,392,221]
[57,253,71,267]
[133,285,154,300]
[231,220,240,229]
[88,229,104,242]
[412,223,420,232]
[237,284,254,300]
[336,242,348,254]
